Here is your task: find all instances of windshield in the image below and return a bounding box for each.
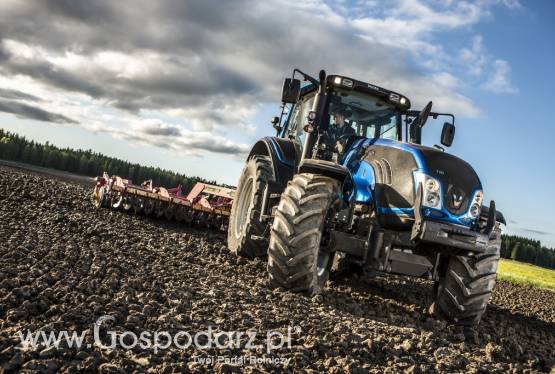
[328,88,399,141]
[286,88,399,145]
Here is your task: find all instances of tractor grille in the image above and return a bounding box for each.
[418,148,481,216]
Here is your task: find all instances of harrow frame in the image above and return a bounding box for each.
[92,172,236,230]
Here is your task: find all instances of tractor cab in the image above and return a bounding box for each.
[277,73,456,155]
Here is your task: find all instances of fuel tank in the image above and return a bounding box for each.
[343,138,482,229]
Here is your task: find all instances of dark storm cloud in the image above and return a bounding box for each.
[41,0,116,24]
[0,42,9,62]
[0,88,41,102]
[0,99,79,124]
[1,59,107,99]
[140,123,182,137]
[0,0,403,112]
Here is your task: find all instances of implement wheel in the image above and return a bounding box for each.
[228,155,273,258]
[267,173,338,296]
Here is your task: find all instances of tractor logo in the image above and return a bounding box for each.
[451,191,464,208]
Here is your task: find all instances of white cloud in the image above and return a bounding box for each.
[482,59,518,94]
[459,36,488,76]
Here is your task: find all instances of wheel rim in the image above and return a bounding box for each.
[234,177,253,239]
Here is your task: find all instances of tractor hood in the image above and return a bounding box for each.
[347,138,482,228]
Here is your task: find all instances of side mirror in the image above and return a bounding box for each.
[441,122,455,147]
[271,116,281,131]
[281,78,301,104]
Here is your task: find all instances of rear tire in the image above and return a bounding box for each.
[433,226,501,326]
[228,156,273,258]
[267,173,338,296]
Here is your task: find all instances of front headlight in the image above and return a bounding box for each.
[468,190,483,218]
[469,203,481,218]
[426,192,441,208]
[425,178,440,193]
[414,172,443,209]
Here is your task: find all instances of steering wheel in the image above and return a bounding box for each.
[413,101,433,128]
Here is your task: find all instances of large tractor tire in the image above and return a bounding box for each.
[433,226,502,326]
[228,155,273,258]
[267,173,338,296]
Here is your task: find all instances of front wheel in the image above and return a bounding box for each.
[228,156,273,258]
[433,226,501,326]
[267,173,338,296]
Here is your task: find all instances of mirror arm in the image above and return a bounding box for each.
[406,111,456,126]
[275,104,288,135]
[292,68,319,86]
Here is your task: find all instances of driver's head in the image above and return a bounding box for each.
[333,112,345,127]
[333,108,351,128]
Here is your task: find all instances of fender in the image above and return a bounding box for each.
[298,159,350,183]
[247,136,300,190]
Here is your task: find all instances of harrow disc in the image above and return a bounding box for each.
[174,206,188,223]
[143,198,155,216]
[132,197,144,214]
[164,204,176,221]
[92,188,106,209]
[184,207,195,225]
[111,192,123,210]
[195,211,212,228]
[122,195,133,212]
[154,201,166,218]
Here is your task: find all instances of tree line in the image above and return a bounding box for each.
[500,234,555,269]
[0,129,218,192]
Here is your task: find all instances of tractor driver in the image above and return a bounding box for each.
[331,107,355,140]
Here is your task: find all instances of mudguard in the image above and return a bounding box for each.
[247,136,300,191]
[298,159,350,183]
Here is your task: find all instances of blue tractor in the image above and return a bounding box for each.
[228,69,505,326]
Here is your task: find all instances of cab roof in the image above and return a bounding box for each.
[299,74,411,111]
